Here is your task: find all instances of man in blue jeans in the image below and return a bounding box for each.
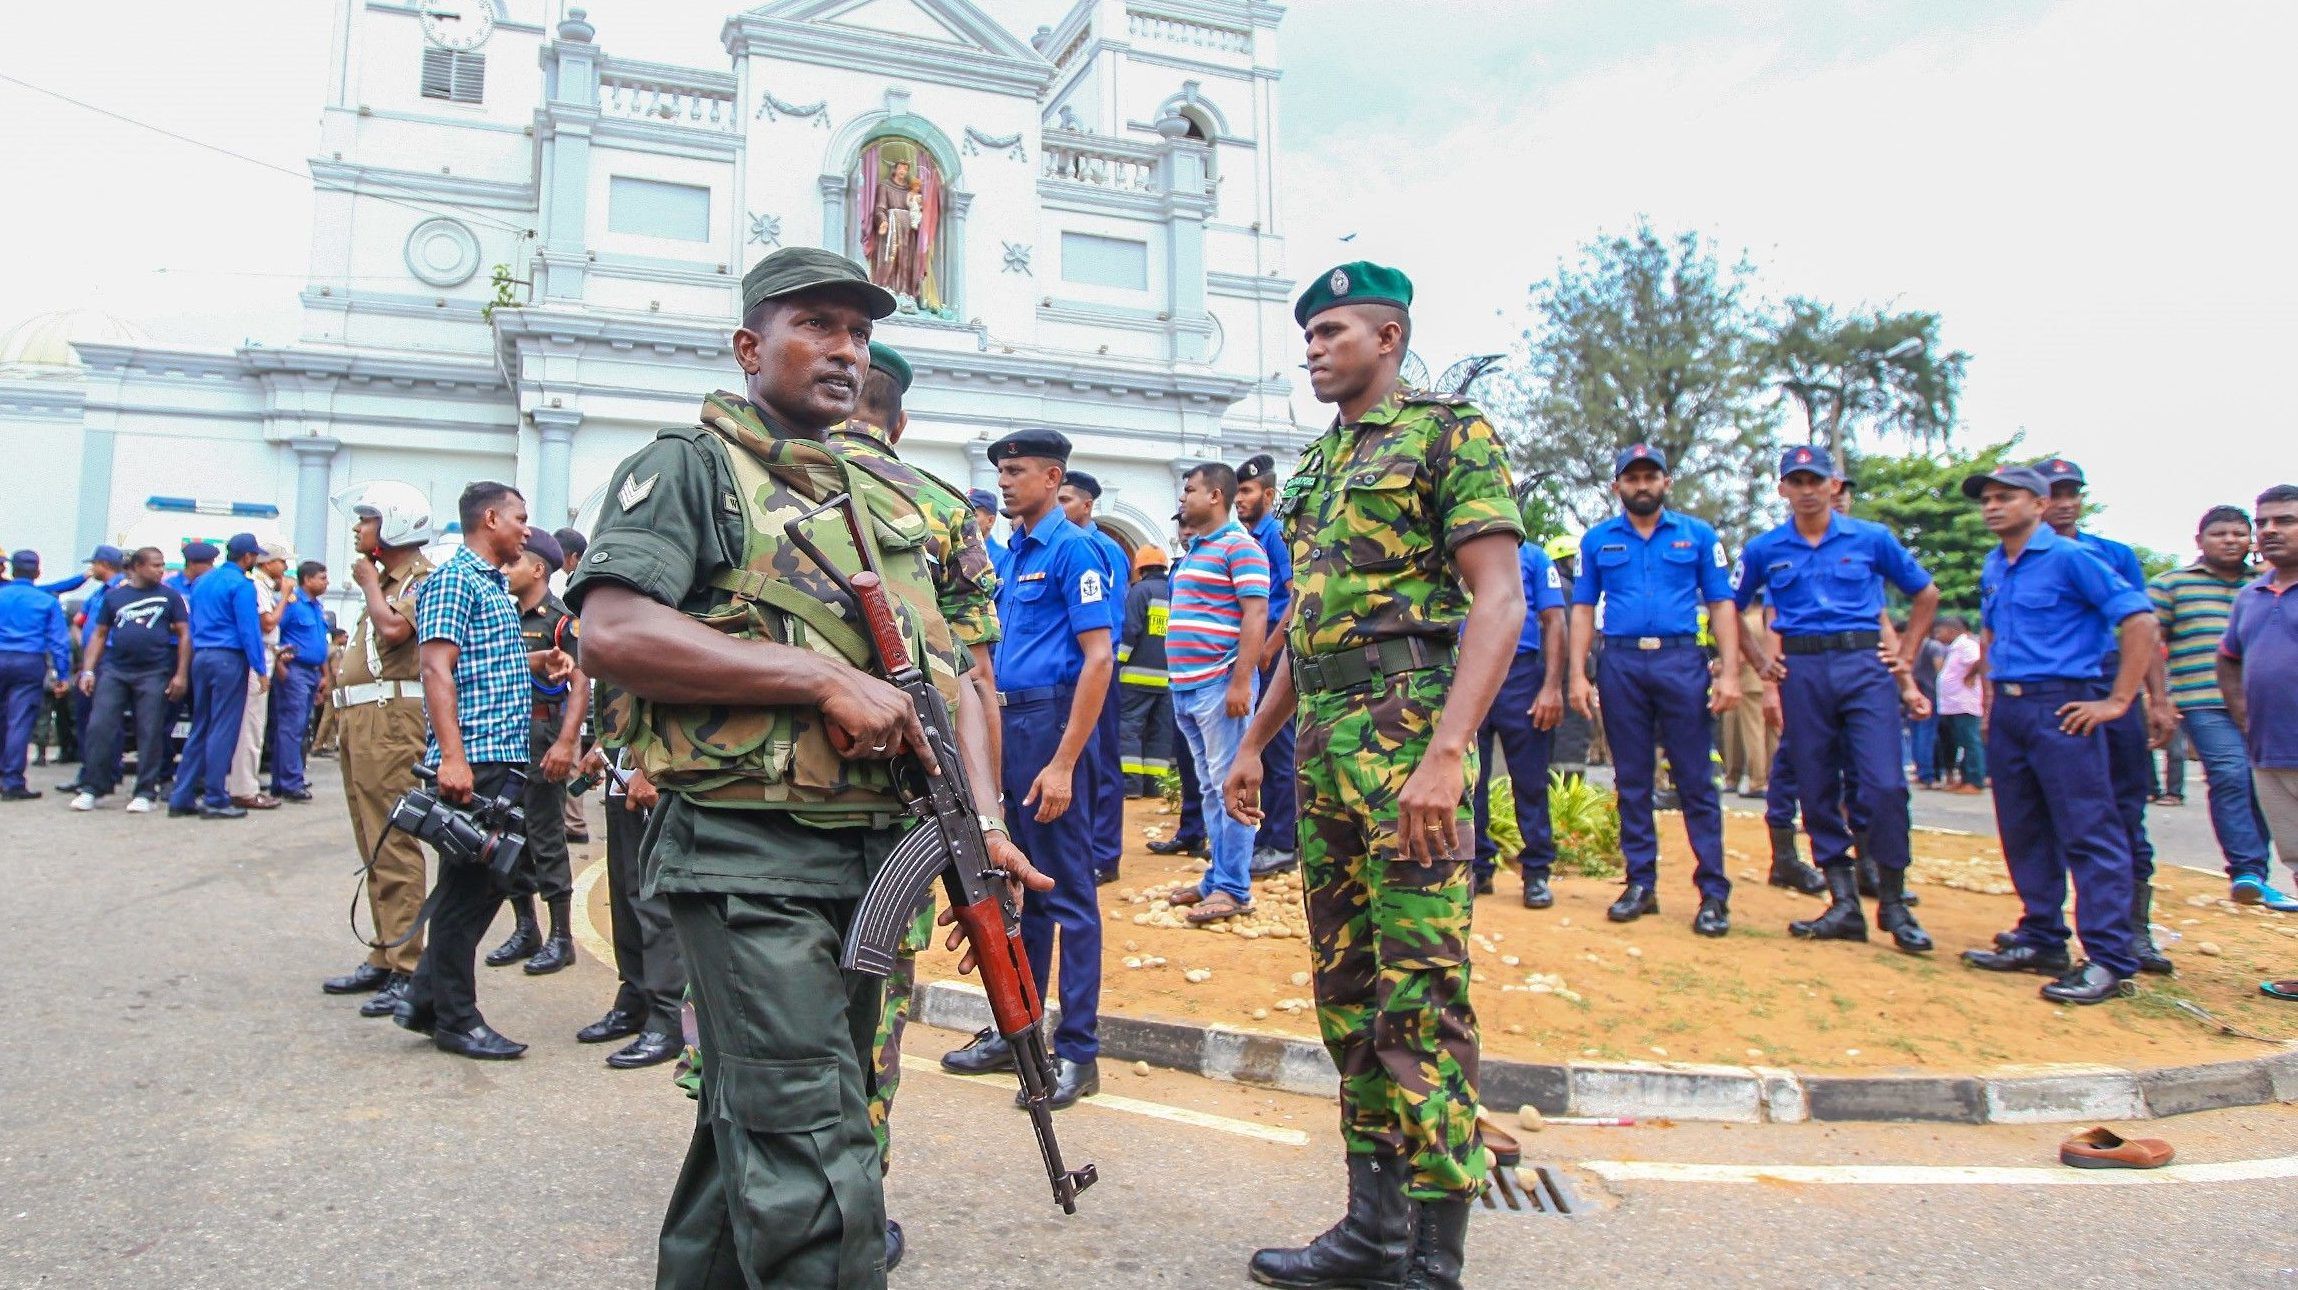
[1163,462,1271,925]
[72,547,190,811]
[169,533,269,820]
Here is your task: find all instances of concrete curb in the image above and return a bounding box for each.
[915,979,2298,1125]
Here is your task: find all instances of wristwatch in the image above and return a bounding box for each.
[978,812,1010,839]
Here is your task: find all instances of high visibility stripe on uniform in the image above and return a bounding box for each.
[1122,756,1174,775]
[1119,666,1169,688]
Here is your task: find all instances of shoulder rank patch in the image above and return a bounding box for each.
[1079,568,1105,605]
[618,471,659,512]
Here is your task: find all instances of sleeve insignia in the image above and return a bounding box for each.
[618,471,660,512]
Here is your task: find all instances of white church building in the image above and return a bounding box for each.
[1,0,1302,577]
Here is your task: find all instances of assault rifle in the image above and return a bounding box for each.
[784,493,1098,1215]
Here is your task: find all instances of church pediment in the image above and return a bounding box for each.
[724,0,1054,97]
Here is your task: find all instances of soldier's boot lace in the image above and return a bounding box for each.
[1790,863,1868,942]
[1248,1151,1415,1289]
[1400,1193,1471,1290]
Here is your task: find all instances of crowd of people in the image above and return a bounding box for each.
[5,243,2296,1290]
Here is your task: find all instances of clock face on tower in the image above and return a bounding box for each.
[418,3,495,51]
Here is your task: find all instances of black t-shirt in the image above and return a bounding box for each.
[95,583,188,671]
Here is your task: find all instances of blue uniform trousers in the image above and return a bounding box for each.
[0,651,48,793]
[268,661,323,794]
[1765,732,1869,832]
[2101,699,2157,888]
[1084,685,1123,878]
[168,649,249,812]
[1003,691,1102,1063]
[1780,650,1911,872]
[1474,648,1555,880]
[1988,682,2138,977]
[1253,655,1299,856]
[1596,644,1728,900]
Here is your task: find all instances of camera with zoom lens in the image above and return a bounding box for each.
[389,762,532,893]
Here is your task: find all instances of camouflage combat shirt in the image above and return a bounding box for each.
[1277,386,1525,659]
[827,416,1001,649]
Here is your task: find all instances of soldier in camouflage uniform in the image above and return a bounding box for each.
[1227,263,1526,1290]
[570,248,1047,1289]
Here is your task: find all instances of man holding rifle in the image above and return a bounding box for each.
[571,247,1052,1289]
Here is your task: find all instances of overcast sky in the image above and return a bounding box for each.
[4,0,2291,552]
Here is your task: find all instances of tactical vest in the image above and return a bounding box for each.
[613,417,963,820]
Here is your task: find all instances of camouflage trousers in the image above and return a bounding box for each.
[1297,667,1487,1201]
[867,900,937,1171]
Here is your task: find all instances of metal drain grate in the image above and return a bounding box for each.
[1478,1164,1577,1217]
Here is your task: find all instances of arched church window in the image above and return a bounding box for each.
[854,136,953,318]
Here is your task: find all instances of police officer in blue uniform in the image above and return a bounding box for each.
[0,551,71,801]
[1473,515,1570,906]
[2031,456,2177,974]
[1737,447,1940,951]
[1232,454,1300,876]
[1058,470,1130,886]
[970,488,1009,577]
[941,429,1113,1107]
[168,533,270,820]
[1958,466,2158,1003]
[1567,445,1743,934]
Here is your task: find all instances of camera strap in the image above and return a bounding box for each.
[347,823,452,952]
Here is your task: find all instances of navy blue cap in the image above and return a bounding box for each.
[225,532,263,558]
[85,544,125,566]
[966,488,997,512]
[8,549,37,572]
[1613,443,1668,477]
[1778,444,1837,480]
[1961,466,2051,500]
[1237,454,1277,484]
[987,428,1072,467]
[2034,457,2086,487]
[522,525,566,570]
[181,541,219,564]
[1064,470,1103,500]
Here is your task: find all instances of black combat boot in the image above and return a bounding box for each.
[1766,825,1826,894]
[1790,863,1868,942]
[1853,830,1879,898]
[1401,1194,1471,1290]
[524,897,576,974]
[1874,865,1932,953]
[1248,1152,1416,1289]
[485,899,541,967]
[2134,884,2173,975]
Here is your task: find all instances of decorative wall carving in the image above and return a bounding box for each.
[748,212,783,247]
[1001,242,1033,275]
[755,90,830,126]
[963,126,1027,163]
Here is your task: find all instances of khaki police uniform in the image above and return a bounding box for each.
[336,553,433,975]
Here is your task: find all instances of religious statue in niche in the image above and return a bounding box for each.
[856,137,950,316]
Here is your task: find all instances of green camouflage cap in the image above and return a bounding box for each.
[1294,260,1412,327]
[867,340,913,393]
[741,247,898,319]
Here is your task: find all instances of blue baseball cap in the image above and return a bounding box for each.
[2033,456,2086,488]
[85,544,126,566]
[1961,466,2050,500]
[8,549,37,574]
[1613,443,1668,477]
[1778,445,1837,480]
[225,532,263,558]
[966,488,997,512]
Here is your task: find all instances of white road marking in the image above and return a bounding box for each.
[901,1055,1310,1147]
[1582,1155,2298,1187]
[572,856,614,966]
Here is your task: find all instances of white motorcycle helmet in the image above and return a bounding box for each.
[333,481,439,548]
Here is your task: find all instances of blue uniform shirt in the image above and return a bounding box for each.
[1087,527,1131,633]
[187,561,270,676]
[2075,530,2146,593]
[1574,510,1734,638]
[162,570,198,597]
[0,581,70,676]
[279,587,331,667]
[1734,513,1932,636]
[1250,510,1294,630]
[993,511,1112,691]
[75,574,126,646]
[1515,544,1568,653]
[1979,527,2152,683]
[986,532,1010,579]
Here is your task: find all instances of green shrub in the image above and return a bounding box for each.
[1549,772,1624,879]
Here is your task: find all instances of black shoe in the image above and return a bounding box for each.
[1961,942,2073,976]
[1148,836,1207,858]
[1606,884,1658,923]
[1766,826,1827,894]
[278,788,314,803]
[1250,848,1299,878]
[1247,1152,1415,1289]
[1693,898,1730,938]
[390,991,436,1034]
[577,1008,643,1044]
[166,805,198,818]
[606,1030,680,1069]
[1023,1057,1099,1110]
[1854,833,1879,898]
[885,1219,906,1273]
[2134,884,2174,975]
[942,1028,1016,1074]
[1,787,42,802]
[1095,868,1121,887]
[1472,872,1495,896]
[1790,864,1868,941]
[523,933,575,976]
[566,830,590,845]
[2040,960,2135,1005]
[484,918,541,967]
[1874,865,1932,953]
[1520,874,1553,910]
[322,962,392,995]
[1992,928,2023,950]
[436,1023,527,1060]
[1404,1194,1471,1290]
[360,973,413,1017]
[198,802,247,819]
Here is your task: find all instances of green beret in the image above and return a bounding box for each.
[867,341,912,393]
[1294,261,1412,327]
[741,247,897,319]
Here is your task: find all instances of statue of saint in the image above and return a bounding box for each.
[858,143,940,308]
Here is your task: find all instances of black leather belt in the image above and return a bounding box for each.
[1602,634,1699,651]
[1782,630,1882,655]
[998,684,1072,707]
[1291,637,1454,697]
[1995,679,2099,699]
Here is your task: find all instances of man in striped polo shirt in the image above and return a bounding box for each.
[1164,461,1271,924]
[2152,504,2293,906]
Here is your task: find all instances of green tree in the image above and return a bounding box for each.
[1847,437,2034,613]
[1768,298,1969,477]
[1488,223,1780,543]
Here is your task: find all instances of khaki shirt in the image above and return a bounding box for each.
[338,553,434,687]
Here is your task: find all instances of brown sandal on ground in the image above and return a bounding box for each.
[2059,1126,2174,1170]
[1165,887,1204,907]
[1184,891,1252,924]
[1478,1115,1522,1168]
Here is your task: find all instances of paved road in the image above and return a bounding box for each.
[6,757,2296,1287]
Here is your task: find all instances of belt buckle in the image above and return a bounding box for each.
[2002,682,2024,697]
[1637,636,1661,651]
